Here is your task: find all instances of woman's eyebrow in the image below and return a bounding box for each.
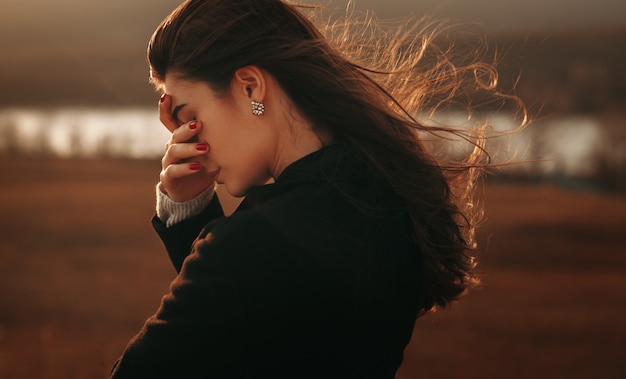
[172,103,187,124]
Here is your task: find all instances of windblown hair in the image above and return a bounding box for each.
[147,0,525,315]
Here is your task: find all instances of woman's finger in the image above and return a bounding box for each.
[162,142,209,168]
[160,161,203,183]
[171,120,202,144]
[159,161,214,202]
[159,94,179,133]
[163,120,202,151]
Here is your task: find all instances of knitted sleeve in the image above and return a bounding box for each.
[155,183,217,227]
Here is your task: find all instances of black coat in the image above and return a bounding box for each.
[110,143,422,379]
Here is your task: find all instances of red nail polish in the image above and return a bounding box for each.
[160,94,166,103]
[196,143,208,151]
[189,163,201,170]
[190,121,198,129]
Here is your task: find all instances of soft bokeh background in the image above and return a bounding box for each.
[1,1,625,378]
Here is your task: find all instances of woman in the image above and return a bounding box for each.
[111,0,519,377]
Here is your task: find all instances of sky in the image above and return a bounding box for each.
[3,0,625,55]
[3,0,626,33]
[1,0,624,107]
[317,0,626,32]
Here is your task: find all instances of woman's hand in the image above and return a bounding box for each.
[159,94,215,202]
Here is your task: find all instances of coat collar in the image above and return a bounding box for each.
[242,144,332,204]
[240,143,365,207]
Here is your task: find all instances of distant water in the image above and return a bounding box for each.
[0,107,612,178]
[0,108,170,159]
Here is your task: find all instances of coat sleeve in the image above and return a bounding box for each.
[152,193,225,273]
[109,227,248,379]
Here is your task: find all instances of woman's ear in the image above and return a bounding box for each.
[233,65,266,103]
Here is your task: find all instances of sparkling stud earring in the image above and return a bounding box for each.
[251,100,265,116]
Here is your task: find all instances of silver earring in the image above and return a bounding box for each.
[251,100,265,116]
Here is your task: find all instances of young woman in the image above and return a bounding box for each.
[110,0,521,377]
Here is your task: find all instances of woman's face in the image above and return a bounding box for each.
[164,75,274,197]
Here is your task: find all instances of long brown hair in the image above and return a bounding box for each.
[147,0,524,314]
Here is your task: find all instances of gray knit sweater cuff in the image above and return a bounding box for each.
[156,183,216,228]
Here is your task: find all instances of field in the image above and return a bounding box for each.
[0,158,625,378]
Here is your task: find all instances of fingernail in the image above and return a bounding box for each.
[189,163,201,171]
[160,94,167,103]
[189,121,198,129]
[196,143,208,151]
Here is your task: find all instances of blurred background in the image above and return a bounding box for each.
[1,0,625,184]
[0,0,625,378]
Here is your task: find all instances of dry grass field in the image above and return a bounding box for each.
[0,158,625,378]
